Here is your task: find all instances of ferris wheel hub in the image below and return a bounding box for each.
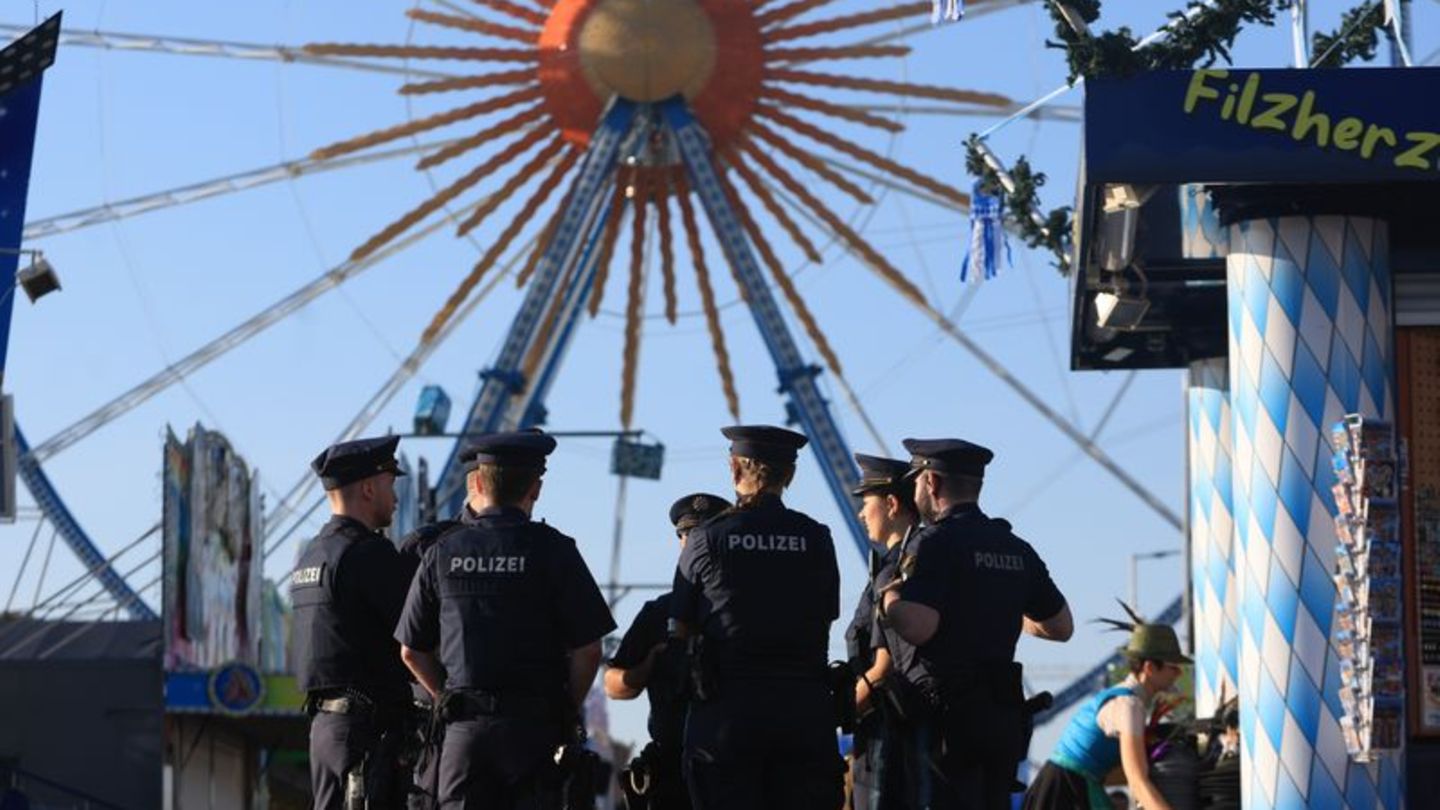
[540,0,762,148]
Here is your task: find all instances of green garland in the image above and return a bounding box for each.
[1311,2,1386,69]
[970,0,1388,275]
[1046,0,1288,85]
[964,136,1073,273]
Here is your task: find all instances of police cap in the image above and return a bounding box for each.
[669,492,731,532]
[310,435,406,491]
[850,453,911,497]
[901,437,994,480]
[460,430,557,472]
[721,424,808,465]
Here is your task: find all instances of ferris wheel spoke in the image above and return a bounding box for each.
[840,102,1082,123]
[856,0,1042,46]
[26,194,498,467]
[814,152,966,213]
[263,231,543,554]
[754,173,1182,530]
[23,137,471,241]
[0,23,459,79]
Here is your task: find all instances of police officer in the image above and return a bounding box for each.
[606,493,731,810]
[291,435,416,809]
[395,431,616,808]
[397,517,466,810]
[671,425,844,810]
[881,438,1073,810]
[847,454,928,810]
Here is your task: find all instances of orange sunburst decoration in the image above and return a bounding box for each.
[305,0,1014,426]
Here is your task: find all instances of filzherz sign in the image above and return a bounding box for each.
[1085,68,1440,184]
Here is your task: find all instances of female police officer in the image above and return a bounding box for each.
[669,425,843,810]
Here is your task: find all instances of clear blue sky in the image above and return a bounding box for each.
[2,0,1433,758]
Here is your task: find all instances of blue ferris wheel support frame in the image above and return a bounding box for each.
[432,97,868,556]
[13,426,157,620]
[661,98,866,554]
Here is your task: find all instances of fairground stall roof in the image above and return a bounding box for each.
[1071,67,1440,371]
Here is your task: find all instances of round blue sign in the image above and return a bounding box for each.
[207,661,265,715]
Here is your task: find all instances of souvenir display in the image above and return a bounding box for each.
[1329,416,1402,759]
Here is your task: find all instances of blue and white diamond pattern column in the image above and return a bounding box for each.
[1188,357,1239,718]
[1226,215,1403,809]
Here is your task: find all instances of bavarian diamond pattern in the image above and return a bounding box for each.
[1180,183,1228,259]
[1189,358,1239,716]
[1224,215,1401,809]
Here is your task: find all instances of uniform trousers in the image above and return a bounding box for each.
[310,711,376,810]
[437,710,562,809]
[929,701,1023,810]
[683,679,844,810]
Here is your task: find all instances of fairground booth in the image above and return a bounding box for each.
[159,425,310,808]
[1069,66,1440,807]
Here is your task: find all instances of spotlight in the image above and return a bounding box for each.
[17,255,60,303]
[1098,184,1151,273]
[1094,290,1150,330]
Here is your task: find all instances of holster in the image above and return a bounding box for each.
[555,720,603,810]
[685,636,718,703]
[340,731,402,810]
[828,660,858,734]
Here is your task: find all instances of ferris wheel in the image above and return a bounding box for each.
[0,0,1179,685]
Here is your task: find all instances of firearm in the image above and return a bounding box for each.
[554,720,603,810]
[1018,690,1054,763]
[828,660,858,734]
[677,624,716,703]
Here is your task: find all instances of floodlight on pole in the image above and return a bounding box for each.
[2,248,60,303]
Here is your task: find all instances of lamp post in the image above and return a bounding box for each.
[1130,549,1181,613]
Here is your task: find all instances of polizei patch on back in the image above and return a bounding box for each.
[291,564,324,586]
[726,533,808,552]
[448,555,528,574]
[973,551,1024,572]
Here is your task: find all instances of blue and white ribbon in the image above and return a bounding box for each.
[961,181,1008,284]
[931,0,964,25]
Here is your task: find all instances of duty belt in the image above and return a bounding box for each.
[307,688,377,717]
[442,688,555,720]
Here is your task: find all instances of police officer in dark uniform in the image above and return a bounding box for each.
[394,431,616,809]
[397,518,467,810]
[606,493,731,810]
[671,425,844,810]
[290,435,416,809]
[881,438,1073,810]
[847,454,927,810]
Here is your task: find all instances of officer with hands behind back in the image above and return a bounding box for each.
[670,425,844,810]
[881,438,1074,810]
[395,431,616,809]
[291,435,416,809]
[606,493,732,810]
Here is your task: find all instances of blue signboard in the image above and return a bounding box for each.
[0,14,59,384]
[1086,68,1440,185]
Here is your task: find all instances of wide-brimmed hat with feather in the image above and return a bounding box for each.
[1095,599,1193,665]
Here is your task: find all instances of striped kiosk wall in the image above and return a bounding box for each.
[1181,184,1239,719]
[1188,357,1240,719]
[1225,215,1403,809]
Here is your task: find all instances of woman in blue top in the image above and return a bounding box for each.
[1022,622,1190,810]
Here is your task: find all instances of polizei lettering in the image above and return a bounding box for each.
[291,565,323,586]
[727,533,808,552]
[449,555,527,574]
[973,551,1024,572]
